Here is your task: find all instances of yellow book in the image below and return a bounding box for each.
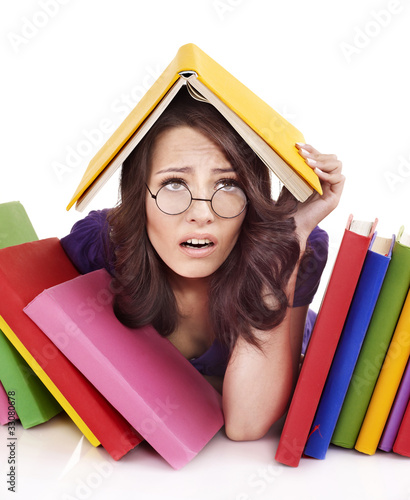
[355,284,410,455]
[0,316,100,447]
[67,43,321,211]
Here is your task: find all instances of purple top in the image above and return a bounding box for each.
[61,209,328,376]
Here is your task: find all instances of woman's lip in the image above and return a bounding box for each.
[178,242,217,258]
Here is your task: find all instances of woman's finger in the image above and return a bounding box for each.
[295,143,320,156]
[309,157,343,174]
[297,147,342,173]
[314,167,345,187]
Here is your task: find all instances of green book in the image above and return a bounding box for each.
[0,201,38,248]
[331,228,410,448]
[0,332,61,427]
[0,201,61,427]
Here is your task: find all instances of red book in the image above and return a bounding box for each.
[0,238,141,460]
[275,216,376,467]
[393,396,410,457]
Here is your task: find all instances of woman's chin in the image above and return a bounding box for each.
[165,264,216,282]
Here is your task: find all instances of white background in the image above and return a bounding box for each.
[1,1,410,498]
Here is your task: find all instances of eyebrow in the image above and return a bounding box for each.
[154,166,236,176]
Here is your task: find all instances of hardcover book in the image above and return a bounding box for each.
[393,394,410,457]
[355,288,410,455]
[379,359,410,452]
[24,268,224,470]
[0,201,38,247]
[0,238,141,460]
[332,228,410,449]
[0,382,17,425]
[0,200,62,427]
[66,43,321,211]
[0,330,61,428]
[303,234,393,459]
[275,216,376,467]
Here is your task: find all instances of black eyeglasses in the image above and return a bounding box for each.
[146,182,247,219]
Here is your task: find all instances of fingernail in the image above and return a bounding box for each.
[296,142,306,148]
[306,158,317,166]
[299,148,310,157]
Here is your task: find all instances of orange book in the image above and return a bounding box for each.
[355,289,410,454]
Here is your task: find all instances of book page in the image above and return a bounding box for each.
[399,231,410,247]
[349,220,374,236]
[76,79,186,211]
[185,76,313,202]
[372,236,394,256]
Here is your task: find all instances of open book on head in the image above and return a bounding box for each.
[67,43,322,211]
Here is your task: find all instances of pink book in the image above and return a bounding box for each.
[0,382,18,425]
[24,269,224,469]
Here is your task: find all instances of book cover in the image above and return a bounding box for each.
[0,201,38,248]
[379,359,410,452]
[355,288,410,455]
[24,268,224,470]
[0,200,62,428]
[0,238,141,460]
[332,228,410,449]
[0,329,61,428]
[303,234,393,460]
[275,216,375,467]
[0,382,18,425]
[67,43,321,211]
[393,395,410,457]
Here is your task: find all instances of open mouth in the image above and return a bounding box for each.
[180,238,214,249]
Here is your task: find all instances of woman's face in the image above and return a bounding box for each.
[145,126,246,280]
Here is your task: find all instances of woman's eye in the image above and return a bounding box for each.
[164,181,185,191]
[217,180,238,191]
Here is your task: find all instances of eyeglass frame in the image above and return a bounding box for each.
[145,183,248,219]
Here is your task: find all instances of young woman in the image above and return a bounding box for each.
[61,88,344,442]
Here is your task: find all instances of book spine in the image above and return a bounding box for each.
[379,359,410,452]
[355,289,410,454]
[332,241,410,449]
[303,249,390,459]
[393,397,410,457]
[275,227,371,467]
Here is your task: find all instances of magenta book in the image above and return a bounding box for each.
[0,382,18,425]
[24,269,224,469]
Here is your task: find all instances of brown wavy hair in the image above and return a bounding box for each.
[108,87,301,352]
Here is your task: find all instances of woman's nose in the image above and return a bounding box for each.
[185,197,215,224]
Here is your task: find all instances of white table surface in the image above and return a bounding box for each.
[1,412,409,500]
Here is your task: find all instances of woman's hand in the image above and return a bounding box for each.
[293,143,345,243]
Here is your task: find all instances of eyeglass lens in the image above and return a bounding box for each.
[155,184,246,218]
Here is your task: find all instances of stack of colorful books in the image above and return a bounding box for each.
[0,201,224,469]
[4,43,408,470]
[276,216,410,466]
[2,43,318,468]
[2,42,321,469]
